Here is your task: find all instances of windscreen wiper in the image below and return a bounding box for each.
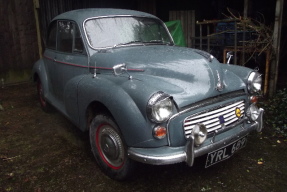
[146,40,173,45]
[113,40,143,48]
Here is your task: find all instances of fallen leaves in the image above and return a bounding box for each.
[0,104,4,111]
[257,158,264,165]
[1,155,21,161]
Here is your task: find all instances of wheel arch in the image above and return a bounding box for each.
[32,59,49,95]
[77,76,168,147]
[33,72,39,82]
[86,101,113,131]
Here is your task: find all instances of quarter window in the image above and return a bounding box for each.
[46,21,57,49]
[74,24,84,53]
[58,21,73,53]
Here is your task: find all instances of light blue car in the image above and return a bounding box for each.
[33,8,264,180]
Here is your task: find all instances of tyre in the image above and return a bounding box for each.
[89,114,135,180]
[37,79,53,112]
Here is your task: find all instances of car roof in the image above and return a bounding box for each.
[52,8,158,24]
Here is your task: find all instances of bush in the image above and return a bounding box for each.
[261,88,287,138]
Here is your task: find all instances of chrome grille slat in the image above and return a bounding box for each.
[188,101,244,120]
[184,109,245,130]
[205,121,221,129]
[185,107,236,125]
[183,100,245,138]
[184,105,244,127]
[206,124,222,132]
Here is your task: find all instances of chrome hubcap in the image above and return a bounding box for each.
[98,125,124,168]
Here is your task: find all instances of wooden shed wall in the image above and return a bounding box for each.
[0,0,39,85]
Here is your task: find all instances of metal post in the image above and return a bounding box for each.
[234,22,237,65]
[242,0,249,65]
[207,25,210,53]
[200,24,202,50]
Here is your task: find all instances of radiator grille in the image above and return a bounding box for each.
[183,100,245,138]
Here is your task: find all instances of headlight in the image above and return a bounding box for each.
[247,71,262,94]
[147,92,173,123]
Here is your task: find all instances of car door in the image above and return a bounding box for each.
[55,20,89,115]
[44,20,58,103]
[45,20,89,114]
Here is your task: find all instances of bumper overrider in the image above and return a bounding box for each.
[127,107,264,166]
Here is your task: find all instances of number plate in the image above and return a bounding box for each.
[205,136,247,168]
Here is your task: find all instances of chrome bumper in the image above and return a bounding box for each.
[127,108,264,166]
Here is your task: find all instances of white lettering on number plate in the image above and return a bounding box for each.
[205,136,247,168]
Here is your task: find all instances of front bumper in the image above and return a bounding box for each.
[127,108,264,166]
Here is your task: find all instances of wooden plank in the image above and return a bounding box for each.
[269,0,284,96]
[191,10,195,47]
[168,10,195,47]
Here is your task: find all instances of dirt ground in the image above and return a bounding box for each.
[0,82,287,192]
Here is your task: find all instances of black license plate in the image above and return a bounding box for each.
[205,136,247,168]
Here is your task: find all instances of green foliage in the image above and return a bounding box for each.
[261,88,287,138]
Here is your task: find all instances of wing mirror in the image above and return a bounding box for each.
[113,63,132,80]
[113,63,127,75]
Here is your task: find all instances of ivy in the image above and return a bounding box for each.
[261,88,287,138]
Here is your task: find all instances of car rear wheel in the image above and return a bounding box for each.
[37,79,52,112]
[89,114,135,180]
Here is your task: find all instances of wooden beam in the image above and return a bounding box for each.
[269,0,284,96]
[33,0,42,58]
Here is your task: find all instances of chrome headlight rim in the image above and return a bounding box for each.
[247,71,262,94]
[147,91,174,123]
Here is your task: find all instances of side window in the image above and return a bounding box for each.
[58,21,73,53]
[46,21,57,49]
[57,21,84,54]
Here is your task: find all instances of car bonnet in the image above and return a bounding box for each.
[91,45,246,108]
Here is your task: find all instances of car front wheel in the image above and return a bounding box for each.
[89,114,135,180]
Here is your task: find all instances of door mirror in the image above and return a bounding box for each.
[113,63,127,76]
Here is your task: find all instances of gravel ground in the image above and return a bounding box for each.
[0,82,287,192]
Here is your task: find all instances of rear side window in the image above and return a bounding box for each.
[58,21,73,53]
[46,20,85,54]
[46,21,57,49]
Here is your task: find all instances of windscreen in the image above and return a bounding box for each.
[84,16,173,48]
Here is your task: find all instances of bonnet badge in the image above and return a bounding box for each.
[235,108,242,118]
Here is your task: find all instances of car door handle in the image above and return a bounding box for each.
[53,58,57,62]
